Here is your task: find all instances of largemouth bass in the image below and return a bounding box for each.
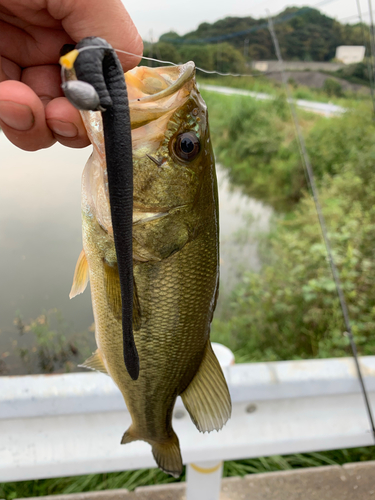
[69,61,231,476]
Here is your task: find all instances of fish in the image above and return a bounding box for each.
[69,61,232,477]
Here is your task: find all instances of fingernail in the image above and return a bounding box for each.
[0,101,34,131]
[47,119,78,138]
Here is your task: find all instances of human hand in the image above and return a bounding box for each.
[0,0,142,150]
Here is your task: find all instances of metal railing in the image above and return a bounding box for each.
[1,350,374,499]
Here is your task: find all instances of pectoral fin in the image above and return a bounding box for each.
[104,262,141,330]
[132,277,141,331]
[79,349,108,374]
[180,342,232,433]
[69,249,89,299]
[104,261,122,320]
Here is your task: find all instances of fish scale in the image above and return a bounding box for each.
[70,62,231,477]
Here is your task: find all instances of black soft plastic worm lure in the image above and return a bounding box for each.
[61,37,139,381]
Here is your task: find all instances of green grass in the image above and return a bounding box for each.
[0,468,182,499]
[1,447,374,499]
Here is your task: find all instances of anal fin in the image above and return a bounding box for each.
[181,341,232,433]
[70,249,89,299]
[79,349,108,375]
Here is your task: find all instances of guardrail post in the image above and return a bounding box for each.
[186,460,223,500]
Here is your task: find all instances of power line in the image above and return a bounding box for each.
[314,0,340,7]
[161,2,352,46]
[339,11,373,21]
[267,10,375,444]
[161,7,312,45]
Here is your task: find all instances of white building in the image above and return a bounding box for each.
[335,45,366,64]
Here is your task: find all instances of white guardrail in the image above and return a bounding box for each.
[1,347,375,500]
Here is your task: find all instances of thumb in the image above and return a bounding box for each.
[49,0,143,71]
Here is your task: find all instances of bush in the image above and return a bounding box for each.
[202,91,315,209]
[142,42,180,65]
[204,88,375,210]
[323,78,343,97]
[334,61,371,86]
[179,44,215,71]
[178,43,246,75]
[212,134,375,361]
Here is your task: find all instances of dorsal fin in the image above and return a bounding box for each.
[69,249,89,299]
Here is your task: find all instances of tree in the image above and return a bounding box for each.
[158,7,368,62]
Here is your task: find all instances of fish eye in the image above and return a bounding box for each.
[174,132,200,161]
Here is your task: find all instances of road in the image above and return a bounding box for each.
[198,83,345,117]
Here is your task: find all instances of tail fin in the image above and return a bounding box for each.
[121,426,183,478]
[151,432,183,478]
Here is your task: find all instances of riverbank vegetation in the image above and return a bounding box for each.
[202,89,375,363]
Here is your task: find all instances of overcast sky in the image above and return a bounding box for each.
[125,0,369,42]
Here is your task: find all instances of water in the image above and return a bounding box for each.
[0,134,272,374]
[217,166,273,293]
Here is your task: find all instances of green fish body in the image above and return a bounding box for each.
[70,63,231,476]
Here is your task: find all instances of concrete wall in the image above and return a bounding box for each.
[251,61,345,73]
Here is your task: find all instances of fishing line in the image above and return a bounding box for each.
[356,0,375,117]
[108,48,256,77]
[68,41,361,81]
[267,11,375,444]
[61,44,274,79]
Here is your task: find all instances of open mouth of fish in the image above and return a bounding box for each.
[125,61,196,130]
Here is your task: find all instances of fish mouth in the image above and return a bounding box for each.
[77,62,197,150]
[128,62,195,103]
[126,62,196,129]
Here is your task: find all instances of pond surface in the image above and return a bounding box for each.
[0,134,272,374]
